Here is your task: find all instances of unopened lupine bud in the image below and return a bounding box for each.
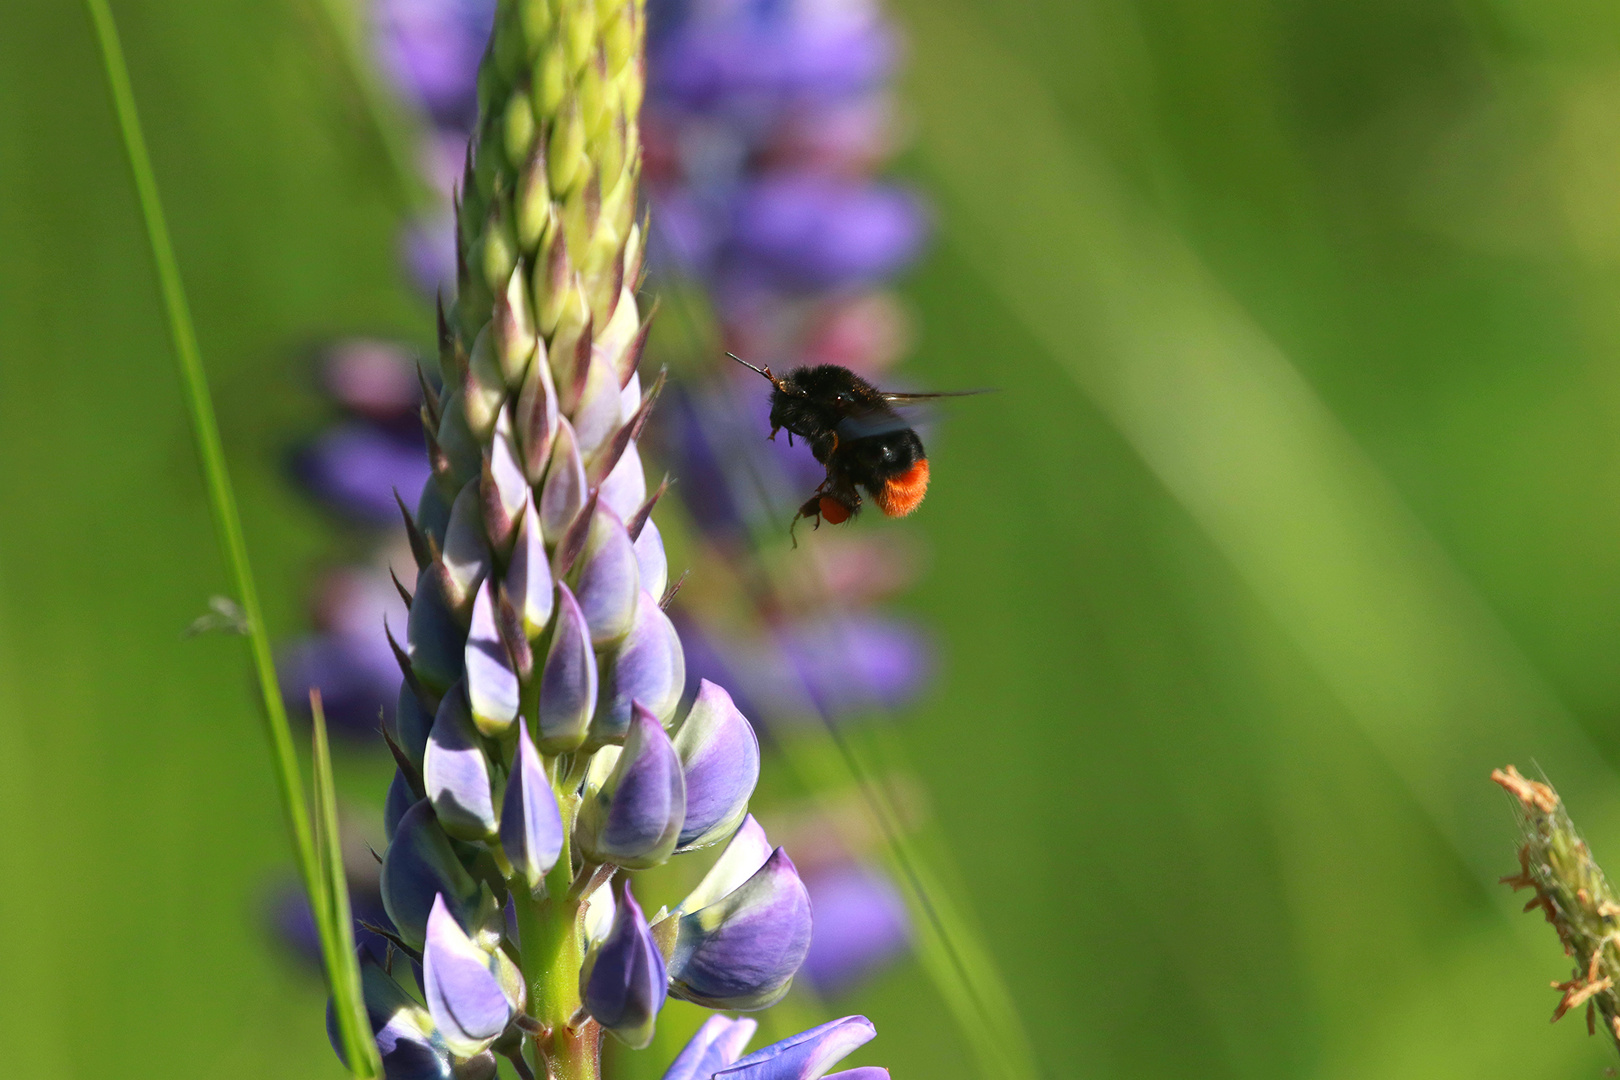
[593,590,685,745]
[632,516,668,600]
[574,503,639,647]
[464,327,507,440]
[408,568,467,695]
[506,498,555,637]
[672,680,759,851]
[483,417,528,554]
[580,877,667,1049]
[539,416,587,538]
[465,580,521,736]
[667,847,811,1010]
[438,390,484,479]
[425,683,500,840]
[713,1016,878,1080]
[493,266,538,386]
[391,680,436,771]
[381,799,483,949]
[572,354,626,454]
[662,1014,759,1080]
[329,951,498,1080]
[501,724,565,891]
[443,481,492,612]
[516,345,560,483]
[385,768,415,841]
[576,705,686,868]
[537,582,597,752]
[599,442,647,520]
[423,895,520,1058]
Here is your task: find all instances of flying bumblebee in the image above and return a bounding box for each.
[727,353,986,535]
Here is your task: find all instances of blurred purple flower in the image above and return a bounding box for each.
[678,613,932,723]
[373,0,495,130]
[800,863,909,996]
[649,0,897,110]
[727,178,926,289]
[292,422,432,525]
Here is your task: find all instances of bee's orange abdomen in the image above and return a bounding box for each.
[875,459,929,517]
[818,496,854,524]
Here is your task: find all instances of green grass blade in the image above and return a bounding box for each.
[312,692,382,1077]
[83,3,374,1074]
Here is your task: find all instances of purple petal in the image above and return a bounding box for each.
[507,498,554,635]
[593,591,686,746]
[581,878,668,1048]
[572,355,625,456]
[292,422,431,525]
[423,895,514,1057]
[576,705,686,869]
[500,725,564,890]
[801,865,910,996]
[464,579,519,736]
[537,582,597,752]
[662,1014,760,1080]
[822,1070,889,1080]
[669,847,812,1010]
[575,504,641,647]
[380,799,481,949]
[714,1016,877,1080]
[673,680,760,850]
[424,683,498,840]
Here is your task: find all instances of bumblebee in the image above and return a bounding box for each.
[728,354,983,534]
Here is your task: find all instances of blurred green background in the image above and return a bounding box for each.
[7,0,1620,1077]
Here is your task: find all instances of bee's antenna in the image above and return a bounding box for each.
[725,351,781,388]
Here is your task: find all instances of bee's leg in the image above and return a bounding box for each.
[786,431,794,446]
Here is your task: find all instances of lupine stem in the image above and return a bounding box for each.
[85,2,374,1072]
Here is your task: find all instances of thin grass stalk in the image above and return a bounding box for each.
[84,3,376,1072]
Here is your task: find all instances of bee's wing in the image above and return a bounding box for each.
[835,409,915,440]
[878,388,996,405]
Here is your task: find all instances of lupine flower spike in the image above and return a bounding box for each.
[326,0,894,1076]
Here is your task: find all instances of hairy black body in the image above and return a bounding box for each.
[728,355,979,537]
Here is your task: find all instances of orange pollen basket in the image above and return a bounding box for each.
[875,459,930,517]
[818,496,853,524]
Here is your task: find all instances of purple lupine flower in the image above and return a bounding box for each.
[329,949,499,1080]
[576,706,688,868]
[665,847,813,1009]
[662,1013,886,1080]
[581,878,669,1048]
[673,679,761,850]
[422,894,522,1057]
[500,725,565,890]
[800,862,909,996]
